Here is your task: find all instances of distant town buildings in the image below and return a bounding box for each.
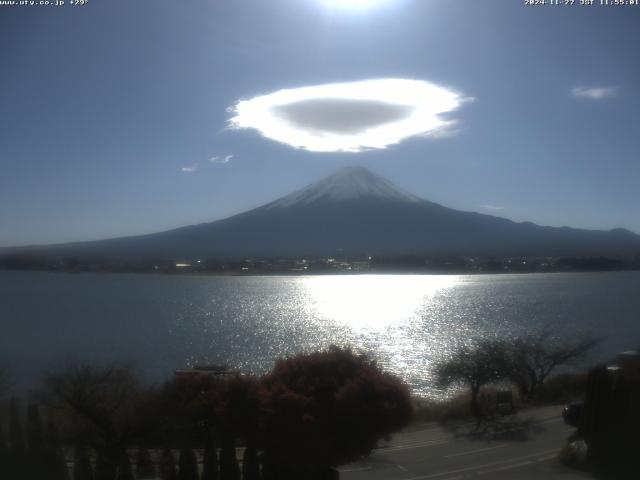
[1,252,638,275]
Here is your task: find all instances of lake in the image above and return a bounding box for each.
[1,270,639,398]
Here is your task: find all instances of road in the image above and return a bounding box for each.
[340,405,592,480]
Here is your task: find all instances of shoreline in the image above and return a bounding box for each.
[1,267,638,277]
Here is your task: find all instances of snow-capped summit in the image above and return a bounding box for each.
[267,166,422,208]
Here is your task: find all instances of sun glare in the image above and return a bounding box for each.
[303,275,459,330]
[319,0,393,9]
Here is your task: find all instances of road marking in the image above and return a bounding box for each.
[536,454,557,462]
[536,416,563,425]
[339,465,372,473]
[402,449,558,480]
[477,452,557,475]
[381,439,451,452]
[443,443,508,458]
[383,435,450,446]
[477,459,533,474]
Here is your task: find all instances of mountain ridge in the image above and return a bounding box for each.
[2,166,639,259]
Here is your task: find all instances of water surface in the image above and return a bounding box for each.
[1,271,638,397]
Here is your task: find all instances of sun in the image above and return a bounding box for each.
[318,0,394,10]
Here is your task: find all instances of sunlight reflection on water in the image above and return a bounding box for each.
[300,275,462,397]
[160,272,638,398]
[303,274,458,330]
[3,271,639,398]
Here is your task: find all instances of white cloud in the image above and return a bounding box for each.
[571,86,617,100]
[209,154,234,164]
[479,204,505,211]
[228,78,469,153]
[180,164,198,173]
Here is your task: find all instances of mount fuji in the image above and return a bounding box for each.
[5,166,640,259]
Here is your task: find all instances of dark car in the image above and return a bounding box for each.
[563,400,584,428]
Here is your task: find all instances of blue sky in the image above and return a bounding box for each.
[1,0,639,247]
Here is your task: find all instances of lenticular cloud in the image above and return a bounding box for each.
[228,79,466,153]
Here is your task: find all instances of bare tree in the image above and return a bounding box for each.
[434,339,510,420]
[40,365,147,480]
[506,330,600,400]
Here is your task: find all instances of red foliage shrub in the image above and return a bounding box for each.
[260,346,412,469]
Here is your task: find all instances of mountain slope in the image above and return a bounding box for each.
[4,166,640,259]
